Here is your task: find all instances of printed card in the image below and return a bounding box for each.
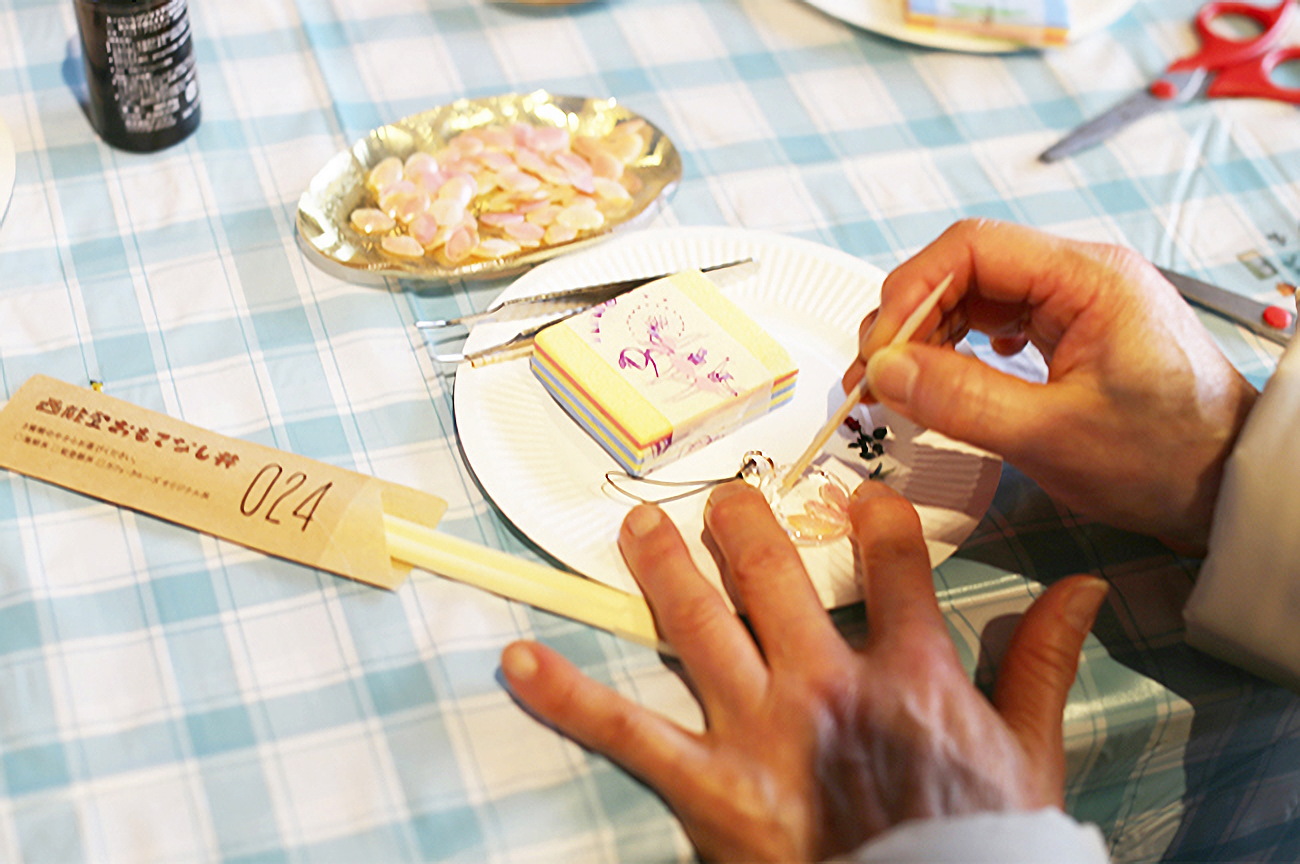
[0,375,447,589]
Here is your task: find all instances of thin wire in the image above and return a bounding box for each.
[603,452,774,505]
[603,469,744,505]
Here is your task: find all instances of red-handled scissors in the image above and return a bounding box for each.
[1040,0,1300,162]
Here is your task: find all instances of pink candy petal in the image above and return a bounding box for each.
[475,238,521,259]
[498,169,542,194]
[448,132,484,157]
[404,151,439,177]
[530,125,570,154]
[554,151,593,177]
[544,223,579,244]
[477,150,515,172]
[367,156,403,192]
[504,220,545,242]
[513,147,549,175]
[430,198,466,227]
[593,176,632,204]
[480,211,524,226]
[445,225,475,262]
[381,234,425,258]
[589,150,624,180]
[437,173,477,208]
[408,213,439,246]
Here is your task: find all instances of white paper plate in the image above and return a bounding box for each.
[803,0,1135,53]
[0,112,15,225]
[452,226,1002,608]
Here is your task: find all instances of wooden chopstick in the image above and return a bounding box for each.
[384,514,668,652]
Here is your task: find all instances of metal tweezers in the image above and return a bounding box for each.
[422,258,756,366]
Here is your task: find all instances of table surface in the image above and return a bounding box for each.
[1,0,1297,861]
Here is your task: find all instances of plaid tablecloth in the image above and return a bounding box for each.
[0,0,1296,861]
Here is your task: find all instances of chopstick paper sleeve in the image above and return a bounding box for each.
[0,374,446,589]
[0,375,664,650]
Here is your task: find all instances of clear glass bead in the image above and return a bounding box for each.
[740,451,851,544]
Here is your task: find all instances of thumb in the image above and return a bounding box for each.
[993,575,1108,800]
[865,342,1053,457]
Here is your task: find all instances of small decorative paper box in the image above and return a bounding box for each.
[531,269,797,476]
[906,0,1070,47]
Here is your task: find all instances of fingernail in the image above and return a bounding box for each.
[850,480,890,503]
[856,310,881,358]
[1064,577,1108,633]
[866,345,918,403]
[704,480,749,517]
[623,503,664,538]
[857,330,876,360]
[502,642,538,682]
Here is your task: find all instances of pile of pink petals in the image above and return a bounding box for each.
[349,120,649,265]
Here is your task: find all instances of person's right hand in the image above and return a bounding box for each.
[844,219,1259,553]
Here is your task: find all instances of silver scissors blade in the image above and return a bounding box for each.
[418,258,754,329]
[1039,69,1207,163]
[430,259,762,366]
[432,307,585,366]
[1159,266,1295,345]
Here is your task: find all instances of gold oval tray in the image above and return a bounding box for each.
[295,91,682,286]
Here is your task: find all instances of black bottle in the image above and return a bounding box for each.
[74,0,201,152]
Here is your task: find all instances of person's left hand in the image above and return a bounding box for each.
[502,481,1107,861]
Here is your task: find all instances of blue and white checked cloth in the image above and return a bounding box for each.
[0,0,1296,860]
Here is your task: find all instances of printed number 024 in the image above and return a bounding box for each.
[240,464,333,531]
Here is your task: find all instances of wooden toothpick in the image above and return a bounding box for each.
[778,273,954,493]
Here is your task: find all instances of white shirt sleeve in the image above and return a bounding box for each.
[843,808,1110,863]
[1184,333,1300,691]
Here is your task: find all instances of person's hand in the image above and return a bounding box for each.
[502,480,1107,861]
[847,219,1258,553]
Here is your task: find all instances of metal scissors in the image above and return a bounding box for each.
[1040,0,1300,162]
